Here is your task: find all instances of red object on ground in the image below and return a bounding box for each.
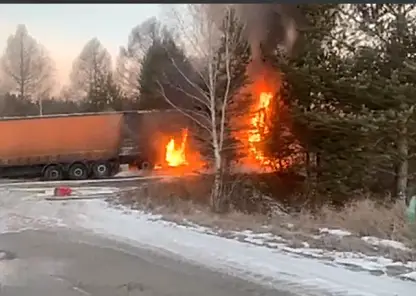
[53,186,73,197]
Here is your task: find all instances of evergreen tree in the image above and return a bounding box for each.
[266,4,416,203]
[83,72,128,112]
[267,4,369,203]
[345,4,416,198]
[137,30,196,110]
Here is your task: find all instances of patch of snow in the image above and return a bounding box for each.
[334,257,385,271]
[75,201,415,296]
[286,223,294,229]
[319,228,352,237]
[240,230,254,235]
[400,271,416,281]
[224,228,415,277]
[1,187,416,296]
[243,237,265,245]
[0,176,164,187]
[7,186,122,199]
[250,232,274,239]
[114,170,142,177]
[362,236,410,251]
[406,261,416,269]
[230,230,285,242]
[282,246,327,259]
[266,242,280,248]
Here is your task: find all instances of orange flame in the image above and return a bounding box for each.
[248,91,273,164]
[165,129,189,167]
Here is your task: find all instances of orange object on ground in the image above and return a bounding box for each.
[54,186,73,197]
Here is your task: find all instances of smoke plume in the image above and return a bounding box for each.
[234,4,303,60]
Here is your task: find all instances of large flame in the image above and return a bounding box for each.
[248,91,273,164]
[165,129,189,167]
[160,68,285,172]
[240,66,278,170]
[244,70,299,171]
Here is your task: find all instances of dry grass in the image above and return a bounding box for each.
[116,175,416,259]
[118,176,265,227]
[292,199,412,242]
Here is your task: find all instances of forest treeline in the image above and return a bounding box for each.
[1,4,415,209]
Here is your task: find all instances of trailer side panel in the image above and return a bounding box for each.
[0,113,123,166]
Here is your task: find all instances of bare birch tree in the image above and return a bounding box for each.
[159,4,251,212]
[114,47,140,99]
[70,38,112,98]
[0,24,55,115]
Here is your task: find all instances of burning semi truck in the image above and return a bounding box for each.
[0,110,192,180]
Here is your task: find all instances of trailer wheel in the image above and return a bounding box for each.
[140,161,153,171]
[68,163,88,180]
[92,161,111,179]
[43,165,63,181]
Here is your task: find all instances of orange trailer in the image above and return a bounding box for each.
[0,109,191,181]
[0,113,123,166]
[0,111,153,180]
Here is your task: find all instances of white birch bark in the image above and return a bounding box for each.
[158,4,236,212]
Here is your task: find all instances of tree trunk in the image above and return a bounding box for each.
[39,98,43,116]
[210,168,224,213]
[396,118,409,200]
[305,151,318,199]
[19,34,25,100]
[210,141,225,213]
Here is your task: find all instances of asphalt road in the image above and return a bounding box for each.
[0,175,293,296]
[0,229,286,296]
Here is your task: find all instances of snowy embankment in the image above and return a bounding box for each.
[0,187,415,296]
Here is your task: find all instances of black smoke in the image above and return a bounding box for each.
[234,4,304,60]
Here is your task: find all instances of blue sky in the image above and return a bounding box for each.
[0,4,161,87]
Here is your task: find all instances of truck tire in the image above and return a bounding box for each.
[68,163,88,180]
[140,161,153,171]
[92,161,111,179]
[43,165,63,181]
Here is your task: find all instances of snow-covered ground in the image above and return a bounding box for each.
[0,186,415,296]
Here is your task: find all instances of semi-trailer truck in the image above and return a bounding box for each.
[0,110,187,181]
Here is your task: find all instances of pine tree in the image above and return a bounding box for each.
[83,72,127,112]
[137,40,166,110]
[345,4,416,199]
[267,4,369,203]
[137,31,196,110]
[104,73,129,111]
[267,4,416,202]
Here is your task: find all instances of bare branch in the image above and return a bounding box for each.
[69,38,112,98]
[164,80,210,109]
[156,80,212,134]
[0,24,55,100]
[219,8,232,150]
[168,56,210,105]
